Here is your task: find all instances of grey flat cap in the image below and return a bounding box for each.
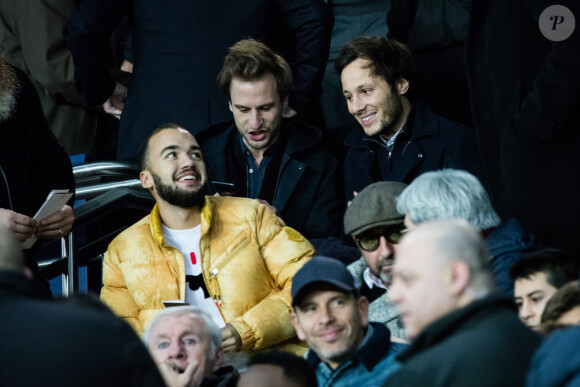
[344,181,407,236]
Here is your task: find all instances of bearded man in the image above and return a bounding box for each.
[101,123,313,357]
[344,181,407,340]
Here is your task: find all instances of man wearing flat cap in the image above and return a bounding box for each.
[344,181,408,340]
[291,256,406,387]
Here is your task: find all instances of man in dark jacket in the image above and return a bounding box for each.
[467,1,580,252]
[0,225,166,387]
[385,220,541,387]
[335,36,484,201]
[68,0,330,160]
[0,58,75,296]
[291,256,406,387]
[197,39,341,239]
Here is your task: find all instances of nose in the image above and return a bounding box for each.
[349,95,365,115]
[167,340,186,359]
[249,109,262,130]
[519,301,534,322]
[378,236,395,257]
[389,279,402,303]
[318,305,336,326]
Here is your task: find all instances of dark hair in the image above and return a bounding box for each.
[334,36,415,96]
[540,280,580,334]
[246,351,317,387]
[510,248,580,288]
[139,123,183,170]
[217,39,292,103]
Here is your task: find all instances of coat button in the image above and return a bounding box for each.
[298,165,303,170]
[417,153,423,159]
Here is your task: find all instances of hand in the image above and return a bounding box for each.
[103,82,128,119]
[346,191,358,207]
[221,323,242,352]
[255,199,277,214]
[157,361,201,387]
[0,208,36,241]
[36,205,74,239]
[282,105,298,118]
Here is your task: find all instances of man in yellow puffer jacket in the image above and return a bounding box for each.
[101,124,314,355]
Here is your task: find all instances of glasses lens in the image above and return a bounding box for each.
[357,235,380,251]
[356,224,406,251]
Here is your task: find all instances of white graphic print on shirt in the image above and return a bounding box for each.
[162,224,226,328]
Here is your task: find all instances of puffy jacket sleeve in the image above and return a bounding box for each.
[229,204,314,350]
[101,243,142,334]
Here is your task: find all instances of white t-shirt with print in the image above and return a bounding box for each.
[162,224,226,328]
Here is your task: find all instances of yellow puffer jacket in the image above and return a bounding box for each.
[101,195,313,352]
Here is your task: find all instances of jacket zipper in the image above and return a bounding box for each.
[207,237,251,308]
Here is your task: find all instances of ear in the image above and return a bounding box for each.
[140,170,154,190]
[396,78,409,96]
[291,311,306,341]
[446,261,470,296]
[282,95,289,108]
[357,296,370,328]
[212,347,225,373]
[229,100,233,113]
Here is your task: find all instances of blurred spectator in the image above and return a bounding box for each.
[291,256,406,386]
[388,0,472,126]
[396,168,542,295]
[0,224,165,387]
[68,0,331,160]
[540,281,580,334]
[237,351,316,387]
[344,181,407,339]
[510,249,580,331]
[0,58,74,297]
[335,36,484,202]
[197,39,341,239]
[0,0,121,157]
[144,306,238,387]
[385,221,541,387]
[526,326,580,387]
[467,1,580,252]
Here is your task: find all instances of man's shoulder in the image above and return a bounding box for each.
[196,120,236,145]
[283,119,334,158]
[412,102,473,139]
[107,213,155,250]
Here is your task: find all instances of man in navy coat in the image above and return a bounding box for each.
[335,36,484,201]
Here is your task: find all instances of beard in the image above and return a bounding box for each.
[379,90,404,139]
[0,59,18,123]
[373,254,395,286]
[152,172,207,208]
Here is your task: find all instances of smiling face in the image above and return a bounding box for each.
[147,314,221,379]
[140,127,207,208]
[514,272,558,330]
[341,58,408,140]
[291,286,368,369]
[229,73,286,161]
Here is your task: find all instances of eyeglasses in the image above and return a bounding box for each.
[355,225,406,252]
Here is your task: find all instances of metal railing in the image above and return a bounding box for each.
[38,161,154,295]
